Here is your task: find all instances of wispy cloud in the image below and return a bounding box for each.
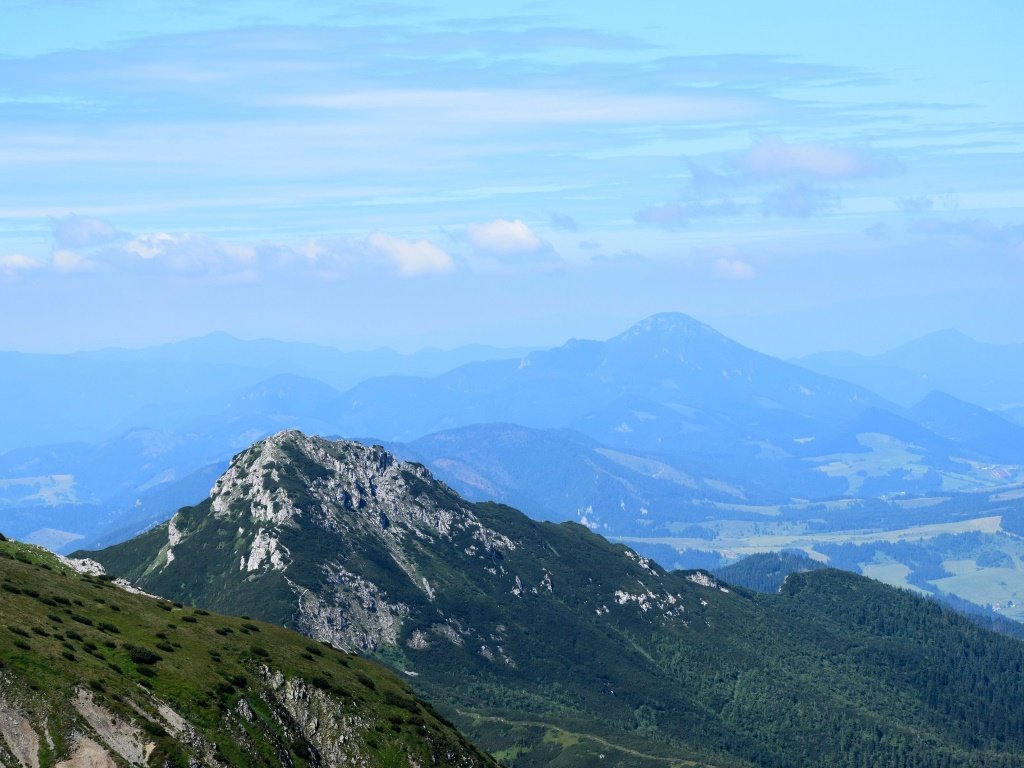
[634,200,740,229]
[635,138,894,228]
[548,212,578,232]
[912,217,1024,249]
[760,182,837,218]
[270,89,760,126]
[51,214,124,249]
[738,138,897,180]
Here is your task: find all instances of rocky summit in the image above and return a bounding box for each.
[89,430,1024,768]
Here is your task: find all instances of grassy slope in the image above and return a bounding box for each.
[0,536,496,768]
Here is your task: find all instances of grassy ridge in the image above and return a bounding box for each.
[0,537,496,768]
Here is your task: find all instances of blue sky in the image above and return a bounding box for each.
[1,1,1021,355]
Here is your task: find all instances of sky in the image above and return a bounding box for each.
[1,1,1022,357]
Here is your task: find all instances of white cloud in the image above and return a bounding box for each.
[466,218,542,255]
[124,232,177,260]
[739,138,891,180]
[714,258,756,280]
[0,253,41,273]
[122,232,256,272]
[52,249,96,273]
[368,232,454,276]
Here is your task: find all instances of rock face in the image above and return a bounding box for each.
[90,430,1024,768]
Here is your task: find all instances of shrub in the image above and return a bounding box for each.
[311,676,332,690]
[356,673,376,691]
[127,647,162,665]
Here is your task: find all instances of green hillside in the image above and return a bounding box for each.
[0,534,496,768]
[713,551,827,593]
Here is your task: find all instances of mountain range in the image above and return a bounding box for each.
[0,334,534,451]
[796,329,1024,420]
[84,431,1024,768]
[4,313,1024,622]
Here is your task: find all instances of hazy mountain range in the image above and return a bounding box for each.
[796,329,1024,419]
[3,313,1023,622]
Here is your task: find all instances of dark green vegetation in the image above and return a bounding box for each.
[0,536,496,767]
[88,432,1024,768]
[713,549,1024,641]
[712,551,827,593]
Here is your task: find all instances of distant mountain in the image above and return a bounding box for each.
[909,390,1024,464]
[0,336,536,451]
[321,313,889,442]
[0,351,265,450]
[0,373,342,550]
[77,331,537,392]
[86,431,1024,768]
[0,535,495,768]
[796,330,1024,414]
[324,313,1024,504]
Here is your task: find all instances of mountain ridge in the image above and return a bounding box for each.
[0,534,497,768]
[85,430,1024,768]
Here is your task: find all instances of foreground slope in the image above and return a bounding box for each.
[89,432,1024,768]
[0,535,495,768]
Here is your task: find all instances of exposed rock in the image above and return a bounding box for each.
[0,695,39,768]
[71,689,147,765]
[54,737,118,768]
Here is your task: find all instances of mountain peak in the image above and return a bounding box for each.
[620,312,718,339]
[211,430,411,528]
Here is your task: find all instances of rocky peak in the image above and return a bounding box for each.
[618,312,720,341]
[150,431,520,650]
[208,429,436,525]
